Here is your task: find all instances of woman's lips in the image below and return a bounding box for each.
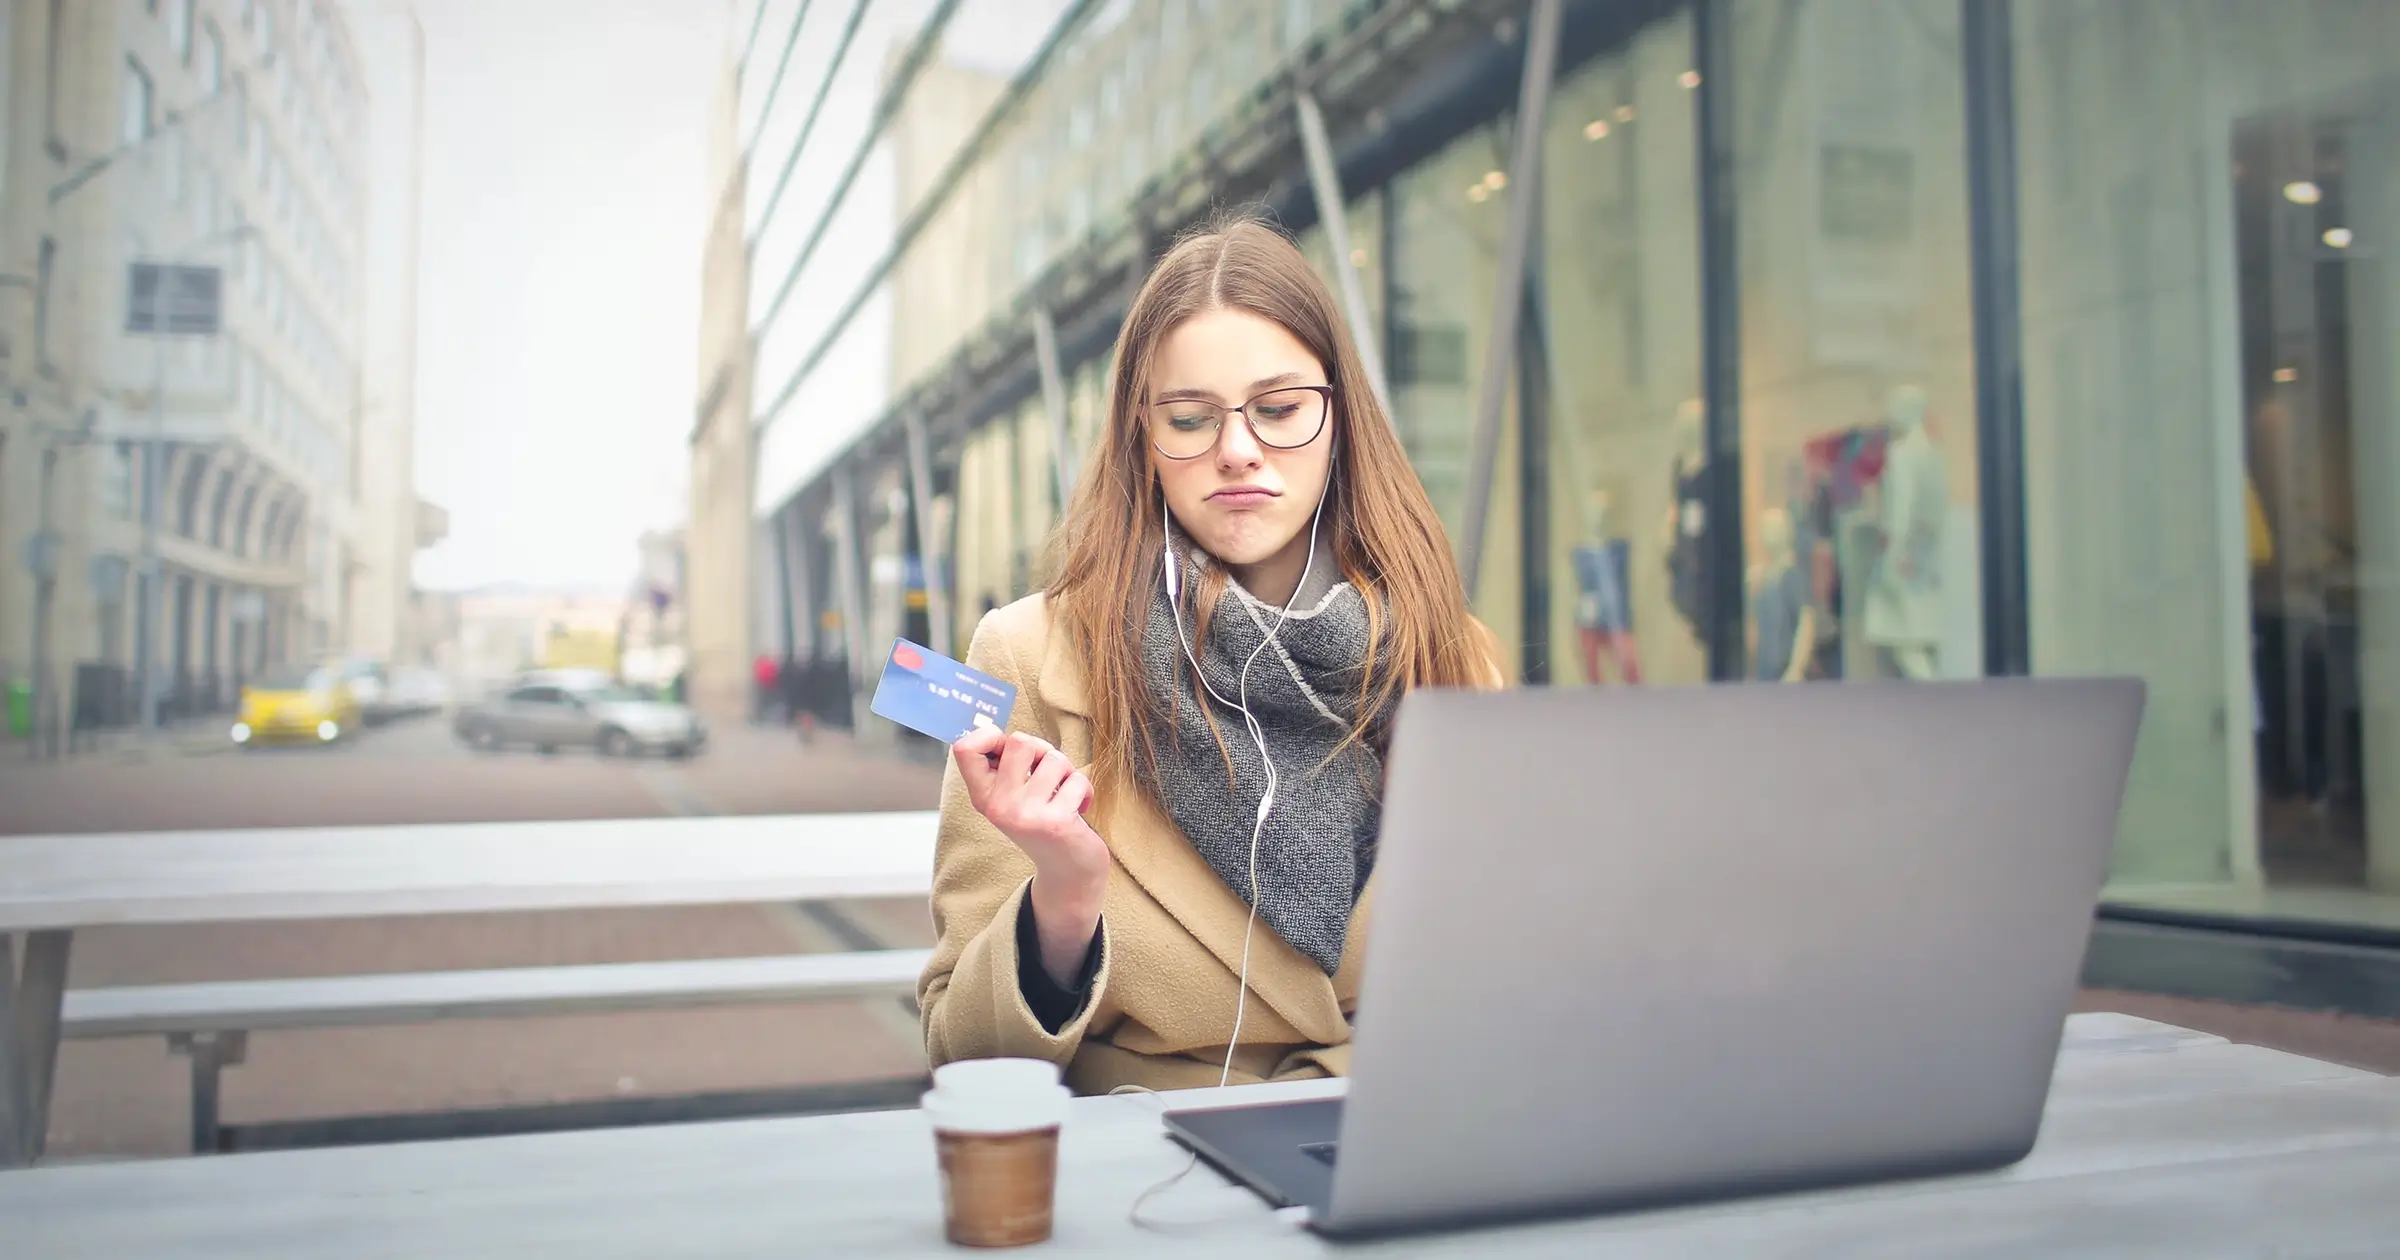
[1209,486,1278,508]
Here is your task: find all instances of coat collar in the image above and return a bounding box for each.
[1034,598,1091,719]
[1096,788,1366,1045]
[1033,595,1361,1041]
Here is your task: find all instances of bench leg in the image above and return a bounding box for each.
[168,1031,248,1155]
[1,930,74,1169]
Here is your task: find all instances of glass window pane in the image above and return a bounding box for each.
[1541,9,1704,687]
[122,58,153,146]
[1388,123,1522,674]
[1733,0,1981,685]
[2015,0,2400,925]
[1294,192,1385,369]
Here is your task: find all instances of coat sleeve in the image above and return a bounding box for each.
[916,610,1113,1071]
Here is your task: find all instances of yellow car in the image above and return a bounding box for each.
[231,664,362,747]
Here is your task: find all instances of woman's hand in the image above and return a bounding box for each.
[953,728,1109,987]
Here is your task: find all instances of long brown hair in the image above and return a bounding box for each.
[1048,211,1494,802]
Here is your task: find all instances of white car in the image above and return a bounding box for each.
[453,678,707,758]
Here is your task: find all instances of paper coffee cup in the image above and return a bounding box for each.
[924,1058,1071,1248]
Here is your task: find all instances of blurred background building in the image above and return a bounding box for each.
[708,0,2400,945]
[0,0,443,750]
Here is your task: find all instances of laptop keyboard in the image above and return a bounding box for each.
[1300,1141,1339,1167]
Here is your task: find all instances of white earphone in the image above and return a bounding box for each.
[1160,440,1332,1089]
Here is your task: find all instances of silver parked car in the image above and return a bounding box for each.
[453,678,707,758]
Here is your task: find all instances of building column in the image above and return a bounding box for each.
[1459,0,1563,598]
[265,592,289,668]
[1295,89,1392,414]
[200,582,226,709]
[167,572,193,718]
[904,411,954,660]
[831,468,870,733]
[1030,308,1075,509]
[2352,106,2400,892]
[781,503,815,662]
[227,595,250,696]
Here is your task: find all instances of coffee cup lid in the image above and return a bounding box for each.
[921,1084,1069,1136]
[932,1057,1062,1099]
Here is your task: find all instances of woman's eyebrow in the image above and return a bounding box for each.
[1152,372,1309,402]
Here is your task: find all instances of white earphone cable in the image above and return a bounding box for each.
[1129,441,1335,1229]
[1160,475,1326,1091]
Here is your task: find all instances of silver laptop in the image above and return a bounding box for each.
[1162,676,2146,1239]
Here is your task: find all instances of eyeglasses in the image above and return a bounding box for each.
[1145,385,1334,461]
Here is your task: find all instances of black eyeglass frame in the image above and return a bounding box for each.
[1144,384,1337,461]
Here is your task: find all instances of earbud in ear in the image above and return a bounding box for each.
[1161,498,1182,603]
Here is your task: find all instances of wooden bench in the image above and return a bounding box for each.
[61,948,933,1154]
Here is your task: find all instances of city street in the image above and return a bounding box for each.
[0,710,943,835]
[2,714,947,1161]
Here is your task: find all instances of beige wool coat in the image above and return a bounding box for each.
[917,591,1500,1095]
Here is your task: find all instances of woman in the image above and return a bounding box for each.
[918,214,1502,1095]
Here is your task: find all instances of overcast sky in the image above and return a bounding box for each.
[406,0,728,592]
[398,0,1073,592]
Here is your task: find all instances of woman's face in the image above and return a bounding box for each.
[1144,307,1335,600]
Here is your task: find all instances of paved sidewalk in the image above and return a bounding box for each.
[4,717,240,767]
[2075,989,2400,1075]
[635,723,947,817]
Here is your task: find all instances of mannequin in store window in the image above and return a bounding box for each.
[1784,453,1845,680]
[1862,384,1947,681]
[1658,398,1708,647]
[1749,507,1815,683]
[1570,488,1641,684]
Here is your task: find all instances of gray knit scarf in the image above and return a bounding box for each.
[1139,540,1389,975]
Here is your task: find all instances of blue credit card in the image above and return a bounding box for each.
[869,638,1018,744]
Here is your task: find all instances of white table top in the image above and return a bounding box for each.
[0,812,939,932]
[6,1013,2397,1257]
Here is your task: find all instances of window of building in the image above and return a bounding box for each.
[44,0,66,153]
[1730,0,1981,691]
[1153,102,1179,164]
[1388,123,1517,667]
[1538,10,1705,689]
[1066,185,1092,238]
[201,22,223,91]
[35,237,57,370]
[1282,0,1316,51]
[122,57,155,146]
[1014,228,1046,284]
[104,443,137,520]
[170,0,193,60]
[2013,0,2400,917]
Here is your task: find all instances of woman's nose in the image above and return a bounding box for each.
[1216,413,1266,467]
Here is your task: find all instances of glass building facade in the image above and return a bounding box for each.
[753,0,2400,951]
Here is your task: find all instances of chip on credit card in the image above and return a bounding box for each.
[869,638,1018,744]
